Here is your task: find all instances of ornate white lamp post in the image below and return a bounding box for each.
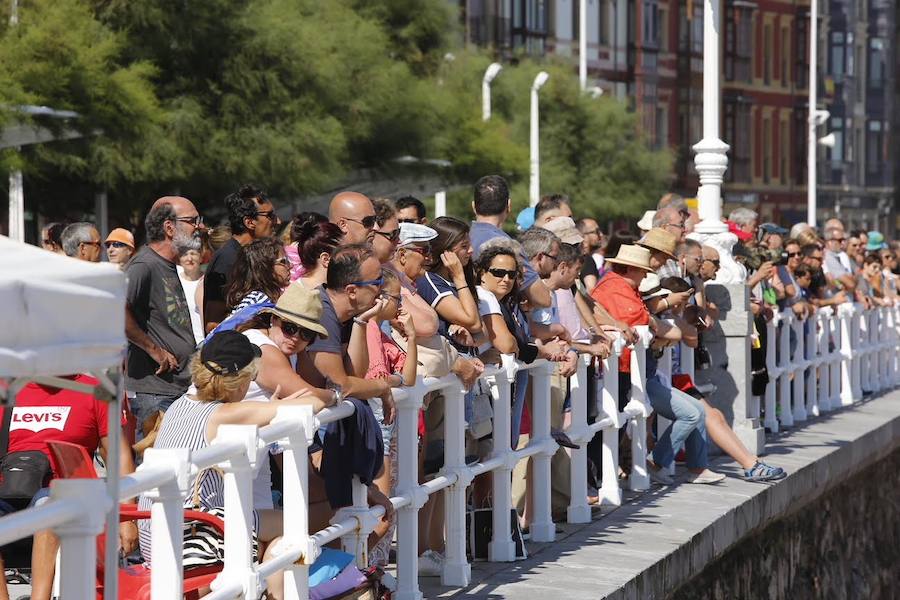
[529,71,550,206]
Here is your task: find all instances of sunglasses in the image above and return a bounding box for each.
[280,321,318,342]
[255,210,277,222]
[398,218,419,224]
[351,276,384,288]
[786,252,801,258]
[488,268,517,280]
[106,241,130,249]
[380,291,402,305]
[347,215,377,230]
[80,241,102,248]
[174,215,204,227]
[403,245,431,257]
[375,229,400,243]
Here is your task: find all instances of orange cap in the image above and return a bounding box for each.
[105,228,135,249]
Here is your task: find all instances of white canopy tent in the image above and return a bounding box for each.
[0,234,127,599]
[0,235,126,375]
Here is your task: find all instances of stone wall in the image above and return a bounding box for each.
[670,448,900,600]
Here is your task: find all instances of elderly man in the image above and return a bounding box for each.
[60,222,102,262]
[822,227,857,293]
[203,184,275,332]
[105,228,136,269]
[699,245,721,282]
[125,196,203,442]
[533,194,573,227]
[329,191,377,244]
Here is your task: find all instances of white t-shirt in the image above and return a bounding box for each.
[476,286,503,354]
[531,283,560,326]
[177,266,205,345]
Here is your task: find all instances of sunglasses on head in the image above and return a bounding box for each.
[375,228,400,242]
[488,267,517,280]
[279,321,318,342]
[347,215,377,229]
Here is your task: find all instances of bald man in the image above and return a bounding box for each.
[329,191,377,244]
[125,196,203,443]
[699,245,721,282]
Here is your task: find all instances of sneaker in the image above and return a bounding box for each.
[418,550,444,577]
[686,469,726,484]
[744,461,787,482]
[648,465,674,485]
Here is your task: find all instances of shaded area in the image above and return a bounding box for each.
[670,448,900,600]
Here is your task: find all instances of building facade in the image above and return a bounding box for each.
[459,0,896,235]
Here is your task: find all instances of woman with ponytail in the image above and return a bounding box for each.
[284,212,342,287]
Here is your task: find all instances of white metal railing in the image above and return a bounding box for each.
[0,305,898,600]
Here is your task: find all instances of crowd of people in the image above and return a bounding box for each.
[4,178,899,600]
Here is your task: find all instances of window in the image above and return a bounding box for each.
[763,118,771,183]
[795,14,808,88]
[829,117,844,163]
[678,5,688,51]
[658,8,668,52]
[830,32,845,77]
[691,3,703,54]
[655,106,667,150]
[511,0,549,54]
[780,27,789,86]
[781,121,789,183]
[725,8,753,83]
[598,0,609,45]
[867,120,885,177]
[764,24,773,84]
[724,102,753,182]
[643,1,658,48]
[869,38,886,87]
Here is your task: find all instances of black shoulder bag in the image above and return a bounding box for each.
[0,403,53,506]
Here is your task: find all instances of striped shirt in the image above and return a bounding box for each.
[137,395,222,562]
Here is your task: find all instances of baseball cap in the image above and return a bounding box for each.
[541,216,584,244]
[759,223,788,236]
[866,231,886,251]
[200,330,261,375]
[516,206,535,231]
[637,210,656,232]
[398,222,438,247]
[105,228,135,249]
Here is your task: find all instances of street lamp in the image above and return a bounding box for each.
[482,62,503,122]
[807,0,819,226]
[579,0,587,90]
[529,71,550,207]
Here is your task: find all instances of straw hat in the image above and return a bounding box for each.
[639,273,672,300]
[605,244,653,271]
[637,227,677,259]
[259,283,329,338]
[637,210,656,232]
[541,216,583,244]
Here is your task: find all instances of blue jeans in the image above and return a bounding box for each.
[130,392,180,443]
[647,375,708,469]
[510,370,529,449]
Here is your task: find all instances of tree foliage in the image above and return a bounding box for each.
[0,0,671,231]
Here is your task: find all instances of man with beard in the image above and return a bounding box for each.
[125,196,203,441]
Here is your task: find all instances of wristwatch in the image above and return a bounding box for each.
[331,385,343,405]
[353,317,368,327]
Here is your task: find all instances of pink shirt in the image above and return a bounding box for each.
[365,320,407,379]
[284,244,306,282]
[556,289,590,341]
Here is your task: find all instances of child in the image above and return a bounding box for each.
[365,268,417,566]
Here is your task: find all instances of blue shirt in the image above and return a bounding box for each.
[469,221,540,291]
[416,271,477,354]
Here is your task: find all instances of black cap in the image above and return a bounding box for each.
[200,330,262,375]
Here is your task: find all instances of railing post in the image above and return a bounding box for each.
[332,478,372,567]
[791,313,808,422]
[627,327,651,492]
[763,312,780,431]
[599,337,625,507]
[210,424,260,600]
[859,308,872,393]
[655,337,675,476]
[141,448,189,600]
[440,381,472,586]
[850,304,863,400]
[826,306,842,409]
[816,308,833,412]
[394,381,426,600]
[566,353,592,524]
[529,361,557,543]
[272,405,317,600]
[805,308,819,417]
[489,359,516,562]
[778,311,794,428]
[50,479,111,600]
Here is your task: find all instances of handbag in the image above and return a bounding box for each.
[0,405,53,504]
[465,506,527,561]
[389,330,459,379]
[469,380,494,439]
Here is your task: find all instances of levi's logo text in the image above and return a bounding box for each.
[9,406,72,432]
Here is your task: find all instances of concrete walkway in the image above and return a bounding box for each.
[420,390,900,599]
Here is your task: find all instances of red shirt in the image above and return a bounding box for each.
[590,271,650,373]
[2,375,124,478]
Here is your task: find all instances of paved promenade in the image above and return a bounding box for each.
[420,390,900,599]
